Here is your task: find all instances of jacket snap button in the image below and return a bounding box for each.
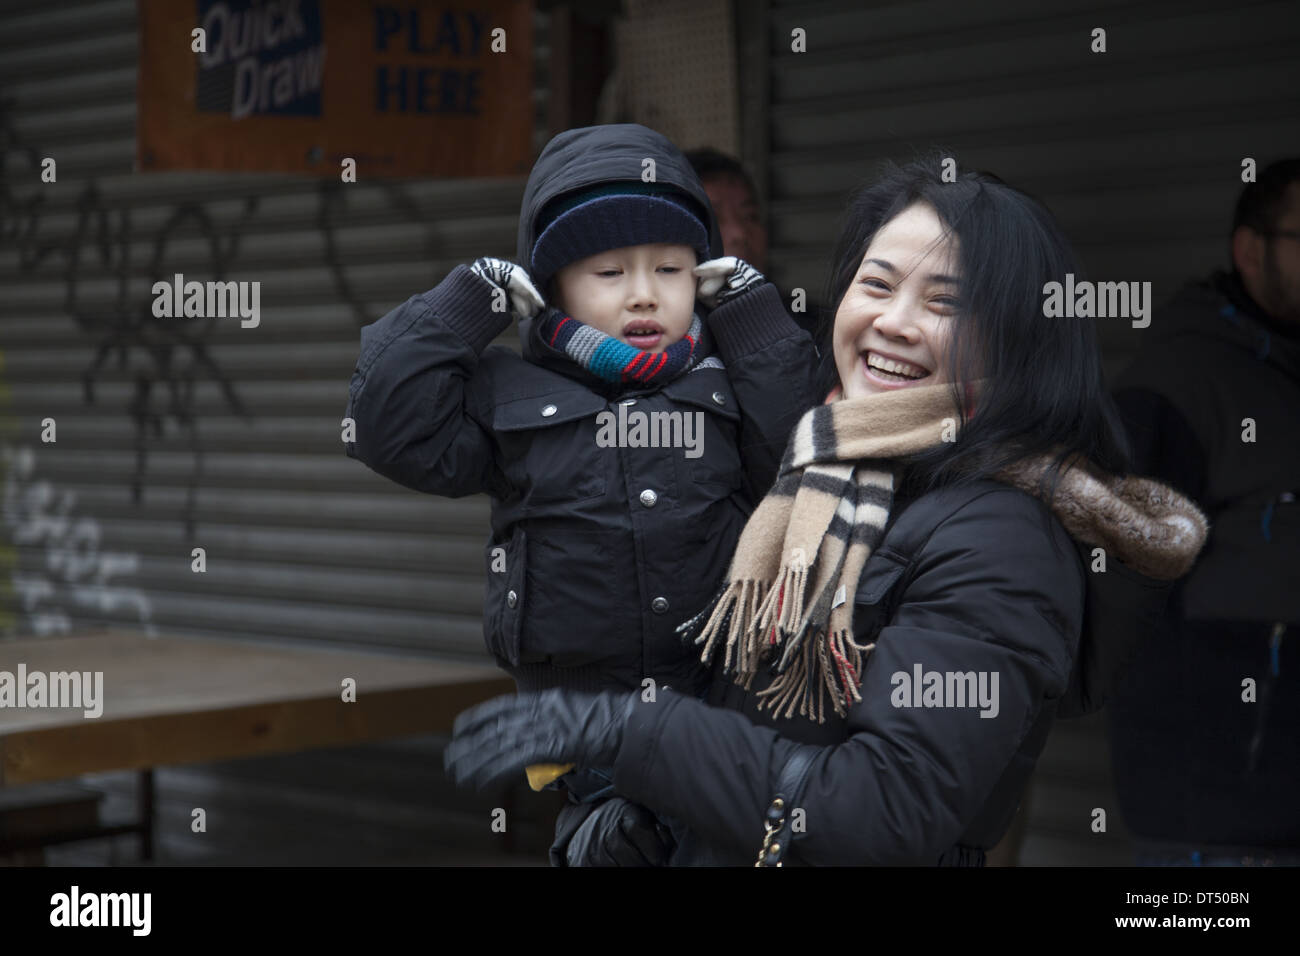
[652,596,668,613]
[711,391,726,405]
[507,589,517,608]
[639,489,657,507]
[540,404,557,417]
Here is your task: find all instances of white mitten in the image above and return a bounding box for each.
[470,256,546,318]
[693,256,766,308]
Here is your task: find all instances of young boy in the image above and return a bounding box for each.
[344,124,815,859]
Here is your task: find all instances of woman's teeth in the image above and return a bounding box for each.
[866,352,927,381]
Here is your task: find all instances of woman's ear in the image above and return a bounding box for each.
[824,384,843,404]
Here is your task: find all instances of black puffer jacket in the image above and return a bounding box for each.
[1107,270,1300,846]
[610,475,1180,865]
[344,124,818,695]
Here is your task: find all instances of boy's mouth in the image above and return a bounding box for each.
[623,319,665,349]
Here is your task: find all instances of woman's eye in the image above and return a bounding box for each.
[597,270,621,277]
[932,296,959,310]
[859,277,889,291]
[659,266,681,273]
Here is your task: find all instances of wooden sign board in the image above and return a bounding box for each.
[137,0,534,178]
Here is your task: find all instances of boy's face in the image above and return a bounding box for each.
[552,243,697,353]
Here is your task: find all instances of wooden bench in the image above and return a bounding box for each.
[0,629,515,861]
[0,782,106,864]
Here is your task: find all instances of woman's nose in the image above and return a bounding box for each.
[871,301,920,340]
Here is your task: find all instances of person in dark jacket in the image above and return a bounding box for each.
[1105,158,1300,864]
[344,123,817,860]
[685,147,823,340]
[444,157,1209,866]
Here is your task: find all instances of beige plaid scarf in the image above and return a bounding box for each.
[677,380,1210,724]
[676,383,962,722]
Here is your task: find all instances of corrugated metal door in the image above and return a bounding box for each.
[763,0,1300,864]
[1,0,551,662]
[766,0,1300,368]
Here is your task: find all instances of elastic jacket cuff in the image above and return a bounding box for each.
[705,282,804,358]
[420,263,514,354]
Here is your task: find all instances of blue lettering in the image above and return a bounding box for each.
[374,6,401,50]
[433,11,460,55]
[375,65,407,111]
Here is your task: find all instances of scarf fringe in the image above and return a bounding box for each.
[753,563,807,649]
[679,578,769,682]
[754,628,878,723]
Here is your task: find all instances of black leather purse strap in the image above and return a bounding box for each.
[756,744,819,866]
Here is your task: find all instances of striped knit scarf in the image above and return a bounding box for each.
[675,383,961,722]
[536,307,708,385]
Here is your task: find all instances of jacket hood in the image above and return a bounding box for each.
[994,456,1209,718]
[516,124,724,275]
[997,455,1209,581]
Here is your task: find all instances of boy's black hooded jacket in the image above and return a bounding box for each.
[345,124,818,695]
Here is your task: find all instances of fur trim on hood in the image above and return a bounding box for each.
[997,456,1209,580]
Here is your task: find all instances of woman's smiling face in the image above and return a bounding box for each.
[833,202,961,399]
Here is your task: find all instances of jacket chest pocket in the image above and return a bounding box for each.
[483,526,527,666]
[852,552,910,642]
[492,390,609,503]
[659,376,745,495]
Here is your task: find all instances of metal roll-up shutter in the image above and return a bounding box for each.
[0,0,552,662]
[763,0,1300,865]
[767,0,1300,372]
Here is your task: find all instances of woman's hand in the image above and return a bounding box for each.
[443,688,636,790]
[564,796,676,866]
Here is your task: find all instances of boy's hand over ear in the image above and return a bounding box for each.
[693,256,766,308]
[469,257,546,318]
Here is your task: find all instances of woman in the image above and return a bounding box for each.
[444,158,1209,866]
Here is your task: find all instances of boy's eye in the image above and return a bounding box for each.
[596,269,621,277]
[659,266,681,273]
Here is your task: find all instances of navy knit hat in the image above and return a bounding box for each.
[530,182,711,291]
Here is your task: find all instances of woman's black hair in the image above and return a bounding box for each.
[811,151,1131,499]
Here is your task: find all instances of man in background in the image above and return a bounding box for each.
[1106,158,1300,864]
[686,148,820,340]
